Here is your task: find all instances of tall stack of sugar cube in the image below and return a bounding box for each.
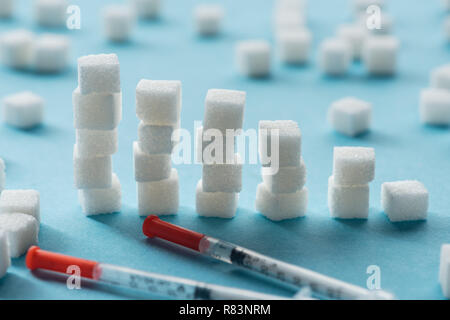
[256,120,308,221]
[134,79,181,216]
[195,89,245,218]
[73,54,122,215]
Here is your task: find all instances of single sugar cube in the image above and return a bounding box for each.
[0,158,5,193]
[196,180,238,218]
[130,0,160,19]
[33,0,68,27]
[0,0,14,18]
[137,168,179,216]
[30,33,70,73]
[362,35,398,76]
[328,176,369,219]
[276,28,312,65]
[0,190,40,221]
[236,40,271,78]
[194,4,224,36]
[73,88,122,130]
[78,173,121,215]
[196,126,237,164]
[202,154,242,193]
[133,141,171,182]
[103,4,136,42]
[0,231,10,279]
[419,88,450,126]
[262,157,306,194]
[2,91,44,129]
[73,146,112,189]
[439,244,450,298]
[333,147,375,185]
[431,64,450,91]
[0,213,38,258]
[328,97,372,136]
[336,24,367,60]
[256,183,308,221]
[0,29,34,69]
[75,129,118,157]
[77,54,120,95]
[381,180,429,222]
[137,121,179,154]
[318,38,352,76]
[135,79,182,125]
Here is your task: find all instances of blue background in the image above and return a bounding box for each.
[0,0,449,300]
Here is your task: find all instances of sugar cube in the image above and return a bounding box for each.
[0,0,13,18]
[135,79,182,125]
[0,213,38,258]
[333,147,375,185]
[419,88,450,126]
[72,88,122,130]
[336,24,367,59]
[362,35,398,76]
[103,4,135,42]
[196,126,236,164]
[236,40,271,78]
[137,121,179,154]
[0,190,40,221]
[0,29,33,69]
[0,158,5,193]
[194,4,224,36]
[0,231,9,279]
[328,176,369,219]
[78,173,121,215]
[137,169,179,216]
[75,129,118,157]
[276,28,312,65]
[256,183,308,221]
[77,54,120,95]
[130,0,160,19]
[431,64,450,91]
[381,180,429,222]
[133,141,171,182]
[196,180,238,218]
[262,157,306,194]
[202,154,242,192]
[328,97,372,136]
[30,33,70,73]
[33,0,68,27]
[318,38,352,76]
[439,244,450,298]
[73,146,112,189]
[2,91,44,129]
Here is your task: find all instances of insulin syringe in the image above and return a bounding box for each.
[26,246,294,300]
[143,216,395,300]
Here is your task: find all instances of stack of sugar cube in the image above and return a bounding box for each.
[135,79,182,216]
[328,147,375,219]
[256,120,308,221]
[73,54,122,215]
[196,89,246,218]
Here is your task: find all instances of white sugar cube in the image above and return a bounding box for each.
[135,79,182,125]
[0,158,5,193]
[194,4,224,36]
[328,176,369,219]
[33,0,68,27]
[419,88,450,126]
[0,29,33,69]
[137,121,179,154]
[0,231,9,279]
[431,64,450,91]
[0,190,40,221]
[137,168,179,216]
[196,126,236,164]
[103,4,135,42]
[236,40,271,78]
[78,54,120,95]
[333,147,375,185]
[30,34,69,73]
[75,129,118,157]
[0,0,14,18]
[202,154,242,192]
[2,91,44,129]
[130,0,160,19]
[73,146,112,189]
[381,180,429,222]
[78,173,121,215]
[337,24,367,59]
[72,88,122,130]
[276,28,312,65]
[262,157,306,194]
[328,97,372,136]
[133,141,171,182]
[318,38,352,76]
[439,244,450,298]
[0,213,38,258]
[196,180,238,218]
[256,183,308,221]
[362,35,398,76]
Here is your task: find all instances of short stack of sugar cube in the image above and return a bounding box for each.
[135,79,182,216]
[256,120,308,221]
[73,54,122,215]
[196,89,246,218]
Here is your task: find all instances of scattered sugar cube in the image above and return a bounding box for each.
[78,173,121,215]
[73,146,112,189]
[135,79,182,125]
[194,4,224,36]
[328,97,372,136]
[262,157,306,194]
[0,29,34,69]
[137,168,179,216]
[439,244,450,298]
[362,35,398,76]
[0,190,40,221]
[138,122,179,154]
[130,0,160,19]
[333,147,375,185]
[133,141,171,182]
[318,38,352,76]
[196,126,236,164]
[78,54,120,95]
[202,154,242,192]
[33,0,68,27]
[419,88,450,126]
[0,0,14,18]
[72,88,122,130]
[0,213,38,258]
[0,231,9,279]
[0,158,5,193]
[103,4,136,42]
[196,180,238,218]
[75,129,118,157]
[431,64,450,91]
[381,180,429,222]
[30,33,69,73]
[328,176,369,219]
[336,24,367,59]
[236,40,271,78]
[2,91,44,129]
[256,183,308,221]
[276,28,312,65]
